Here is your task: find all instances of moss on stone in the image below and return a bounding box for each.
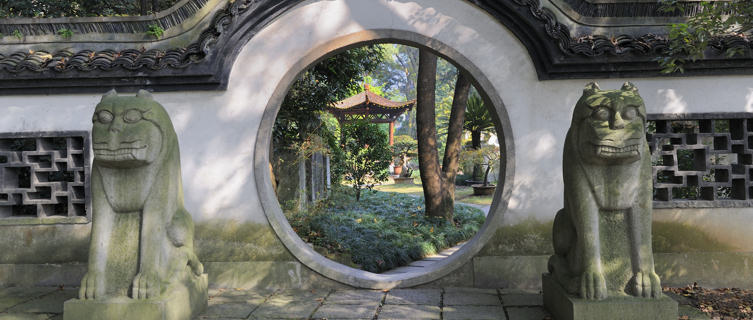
[652,221,737,253]
[194,220,293,262]
[478,218,737,256]
[479,218,554,256]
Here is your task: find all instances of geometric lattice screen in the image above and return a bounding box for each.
[0,132,90,223]
[648,114,753,208]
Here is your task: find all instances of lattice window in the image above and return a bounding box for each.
[0,132,90,224]
[648,114,753,208]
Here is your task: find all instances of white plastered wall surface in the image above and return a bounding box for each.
[0,0,752,250]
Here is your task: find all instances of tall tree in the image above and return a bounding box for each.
[415,49,471,221]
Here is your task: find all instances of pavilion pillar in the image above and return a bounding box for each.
[389,121,394,145]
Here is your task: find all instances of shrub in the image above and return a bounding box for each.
[334,120,392,201]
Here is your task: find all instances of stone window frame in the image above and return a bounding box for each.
[0,131,91,225]
[648,113,753,208]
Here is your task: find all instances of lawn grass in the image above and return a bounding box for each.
[286,187,486,273]
[372,182,424,196]
[374,180,494,206]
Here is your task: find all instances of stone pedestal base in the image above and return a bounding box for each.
[542,273,677,320]
[63,274,208,320]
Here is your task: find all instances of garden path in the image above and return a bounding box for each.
[380,200,488,275]
[381,242,467,275]
[457,201,491,217]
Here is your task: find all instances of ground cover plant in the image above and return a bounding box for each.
[374,182,494,206]
[287,188,485,273]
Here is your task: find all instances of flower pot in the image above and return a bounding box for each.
[393,165,403,175]
[393,176,414,185]
[472,184,496,195]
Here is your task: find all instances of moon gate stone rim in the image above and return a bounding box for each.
[253,29,516,289]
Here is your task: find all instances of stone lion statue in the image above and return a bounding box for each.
[79,89,204,300]
[548,82,661,300]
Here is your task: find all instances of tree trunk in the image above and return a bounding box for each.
[140,0,149,15]
[416,49,471,221]
[416,50,444,218]
[471,130,483,180]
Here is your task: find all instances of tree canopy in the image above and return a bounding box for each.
[273,45,385,148]
[659,0,753,73]
[0,0,179,17]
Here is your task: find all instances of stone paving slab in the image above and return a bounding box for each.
[0,313,56,320]
[326,290,384,304]
[384,289,441,306]
[444,291,501,306]
[505,306,550,320]
[267,290,329,303]
[208,295,266,305]
[212,289,273,301]
[0,286,693,320]
[6,290,76,314]
[201,302,258,318]
[250,300,321,319]
[378,304,440,319]
[443,305,507,320]
[500,293,543,307]
[0,288,57,311]
[311,302,379,319]
[499,288,539,295]
[445,287,498,295]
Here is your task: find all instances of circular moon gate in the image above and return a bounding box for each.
[253,28,516,288]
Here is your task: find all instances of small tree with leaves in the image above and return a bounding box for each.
[460,145,501,187]
[335,120,392,201]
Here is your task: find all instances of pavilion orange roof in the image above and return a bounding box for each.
[327,86,415,123]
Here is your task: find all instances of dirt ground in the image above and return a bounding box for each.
[666,284,753,320]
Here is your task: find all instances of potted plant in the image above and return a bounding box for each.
[393,163,416,184]
[461,145,501,195]
[391,135,417,183]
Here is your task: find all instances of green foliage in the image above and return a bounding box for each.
[273,45,385,148]
[146,24,164,39]
[57,28,73,39]
[287,188,486,273]
[12,29,22,40]
[334,120,392,201]
[658,0,753,73]
[464,91,495,144]
[460,145,501,186]
[0,0,180,18]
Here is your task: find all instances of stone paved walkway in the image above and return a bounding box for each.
[0,286,707,319]
[0,286,548,320]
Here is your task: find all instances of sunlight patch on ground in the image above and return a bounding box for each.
[374,181,494,206]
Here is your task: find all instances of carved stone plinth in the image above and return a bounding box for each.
[64,274,208,320]
[543,274,677,320]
